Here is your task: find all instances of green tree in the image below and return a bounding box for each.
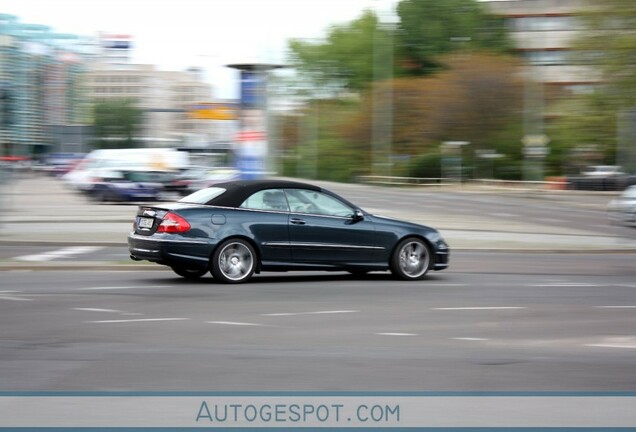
[92,99,142,148]
[549,0,636,172]
[287,10,390,95]
[395,0,512,76]
[342,52,523,159]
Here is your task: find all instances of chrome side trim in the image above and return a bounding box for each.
[263,241,384,250]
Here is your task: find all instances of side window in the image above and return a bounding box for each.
[240,189,289,211]
[285,189,354,217]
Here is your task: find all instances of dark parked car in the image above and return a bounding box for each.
[128,180,450,283]
[88,169,163,202]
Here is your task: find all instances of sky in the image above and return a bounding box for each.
[2,0,395,98]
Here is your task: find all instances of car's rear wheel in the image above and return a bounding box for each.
[211,238,256,284]
[171,266,208,280]
[390,237,431,280]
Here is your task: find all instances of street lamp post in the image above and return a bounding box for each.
[371,0,397,178]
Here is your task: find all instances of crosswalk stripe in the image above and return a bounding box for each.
[14,246,103,262]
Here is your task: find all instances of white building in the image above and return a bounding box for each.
[83,33,235,148]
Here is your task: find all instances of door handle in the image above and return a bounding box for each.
[290,218,306,225]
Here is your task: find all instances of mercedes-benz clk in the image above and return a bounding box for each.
[128,180,449,283]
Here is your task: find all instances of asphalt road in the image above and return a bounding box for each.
[2,257,635,391]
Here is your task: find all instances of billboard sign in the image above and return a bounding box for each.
[188,103,238,120]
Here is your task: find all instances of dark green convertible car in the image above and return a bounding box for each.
[128,180,449,283]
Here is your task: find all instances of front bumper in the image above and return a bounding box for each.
[433,248,450,270]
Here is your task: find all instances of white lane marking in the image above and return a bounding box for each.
[585,337,636,349]
[14,246,103,262]
[376,333,418,336]
[87,318,189,324]
[595,306,636,309]
[73,308,135,314]
[527,283,599,287]
[432,307,526,311]
[262,310,359,317]
[0,295,33,301]
[586,344,636,349]
[453,337,489,341]
[206,321,266,326]
[74,308,124,313]
[77,286,171,291]
[489,213,517,218]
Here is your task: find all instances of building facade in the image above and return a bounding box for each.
[1,18,234,157]
[0,13,89,156]
[484,0,599,102]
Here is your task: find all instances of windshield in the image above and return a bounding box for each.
[179,187,226,204]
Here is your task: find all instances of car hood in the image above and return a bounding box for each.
[368,213,439,234]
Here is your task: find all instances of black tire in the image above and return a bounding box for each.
[390,237,431,281]
[171,266,208,280]
[211,238,257,284]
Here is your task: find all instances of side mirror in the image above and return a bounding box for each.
[352,209,365,222]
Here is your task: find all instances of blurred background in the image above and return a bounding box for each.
[1,0,635,191]
[2,0,636,395]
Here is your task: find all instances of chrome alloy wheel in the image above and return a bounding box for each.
[214,240,256,283]
[391,238,431,280]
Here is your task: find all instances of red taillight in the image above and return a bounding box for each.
[157,212,191,233]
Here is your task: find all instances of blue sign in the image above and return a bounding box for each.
[240,71,265,108]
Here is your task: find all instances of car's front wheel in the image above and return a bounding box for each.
[390,237,431,281]
[211,238,257,283]
[171,266,208,280]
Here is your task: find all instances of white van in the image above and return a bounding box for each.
[62,148,190,191]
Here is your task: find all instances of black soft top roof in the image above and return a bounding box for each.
[206,179,322,208]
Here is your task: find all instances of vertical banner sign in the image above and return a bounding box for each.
[235,70,267,179]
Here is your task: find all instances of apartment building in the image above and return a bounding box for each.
[84,62,219,146]
[1,18,230,156]
[484,0,599,101]
[84,32,227,148]
[0,14,89,156]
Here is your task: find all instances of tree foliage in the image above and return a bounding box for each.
[92,99,142,148]
[287,10,385,95]
[575,0,636,109]
[280,0,522,181]
[343,52,523,157]
[395,0,512,75]
[550,0,636,170]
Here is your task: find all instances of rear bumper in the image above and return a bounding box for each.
[127,233,214,267]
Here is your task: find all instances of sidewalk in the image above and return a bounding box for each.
[1,173,635,255]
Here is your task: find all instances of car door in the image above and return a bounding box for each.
[238,188,292,262]
[284,188,377,264]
